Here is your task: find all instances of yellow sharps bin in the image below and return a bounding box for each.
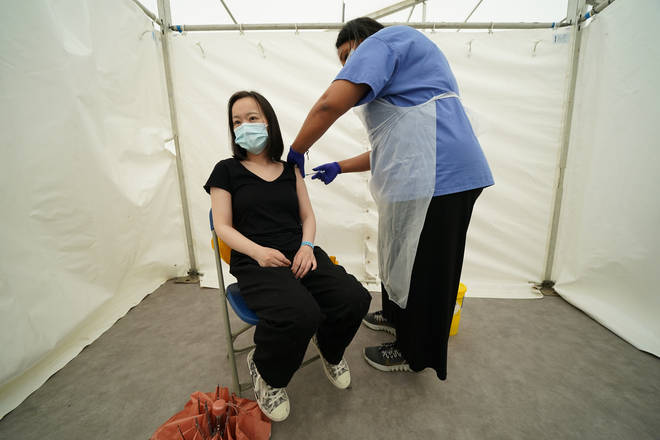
[449,283,467,336]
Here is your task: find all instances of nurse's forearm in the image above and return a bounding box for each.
[291,102,341,153]
[338,151,371,173]
[291,80,370,153]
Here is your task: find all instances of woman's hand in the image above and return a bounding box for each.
[291,245,317,279]
[255,246,291,268]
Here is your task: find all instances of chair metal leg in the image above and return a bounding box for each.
[233,344,256,354]
[300,354,321,369]
[213,233,241,395]
[231,323,253,340]
[221,296,240,395]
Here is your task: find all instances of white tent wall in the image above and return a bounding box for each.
[0,0,187,418]
[169,31,377,290]
[553,0,660,356]
[428,30,572,298]
[169,28,572,298]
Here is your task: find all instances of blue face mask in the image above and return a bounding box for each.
[234,123,268,154]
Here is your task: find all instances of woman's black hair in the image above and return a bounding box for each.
[227,91,284,161]
[336,17,384,48]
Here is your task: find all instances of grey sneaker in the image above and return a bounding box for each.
[363,342,412,372]
[247,349,290,422]
[311,335,351,389]
[362,310,396,335]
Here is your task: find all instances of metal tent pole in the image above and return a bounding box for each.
[406,4,416,22]
[457,0,486,32]
[218,0,238,24]
[542,0,587,286]
[367,0,426,20]
[173,21,569,32]
[157,0,199,279]
[131,0,159,24]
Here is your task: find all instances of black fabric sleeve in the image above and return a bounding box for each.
[282,160,295,178]
[203,160,231,194]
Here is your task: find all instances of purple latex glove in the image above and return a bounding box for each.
[287,146,305,177]
[311,162,341,185]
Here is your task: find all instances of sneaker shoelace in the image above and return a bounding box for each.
[378,342,404,361]
[326,358,349,377]
[371,310,387,324]
[258,378,287,411]
[313,335,349,378]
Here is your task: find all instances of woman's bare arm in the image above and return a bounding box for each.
[294,168,316,245]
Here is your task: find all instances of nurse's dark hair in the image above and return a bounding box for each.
[336,17,384,48]
[228,91,284,161]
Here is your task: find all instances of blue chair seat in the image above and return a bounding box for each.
[226,283,259,325]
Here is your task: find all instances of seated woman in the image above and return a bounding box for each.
[204,91,371,422]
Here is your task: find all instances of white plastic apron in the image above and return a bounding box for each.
[356,93,459,308]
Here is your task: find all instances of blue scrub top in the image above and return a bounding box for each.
[335,25,494,196]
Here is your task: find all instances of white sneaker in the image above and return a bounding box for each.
[311,335,351,389]
[247,349,290,422]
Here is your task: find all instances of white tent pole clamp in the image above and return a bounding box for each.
[542,0,588,286]
[157,0,199,278]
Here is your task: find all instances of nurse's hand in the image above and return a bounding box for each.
[255,247,291,268]
[291,245,317,279]
[311,162,341,185]
[287,146,306,177]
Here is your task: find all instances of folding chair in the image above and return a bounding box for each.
[209,209,319,395]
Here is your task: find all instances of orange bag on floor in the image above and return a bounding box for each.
[151,386,270,440]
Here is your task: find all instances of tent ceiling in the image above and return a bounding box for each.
[139,0,568,26]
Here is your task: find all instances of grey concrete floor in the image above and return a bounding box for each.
[1,280,658,440]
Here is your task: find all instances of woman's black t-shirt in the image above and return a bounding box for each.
[204,158,302,263]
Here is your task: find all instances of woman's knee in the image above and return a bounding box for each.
[342,281,372,320]
[289,301,322,335]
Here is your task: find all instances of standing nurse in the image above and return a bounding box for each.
[287,18,494,380]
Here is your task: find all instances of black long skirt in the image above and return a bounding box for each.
[382,188,483,380]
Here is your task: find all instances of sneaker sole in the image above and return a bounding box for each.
[363,348,412,372]
[362,319,396,335]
